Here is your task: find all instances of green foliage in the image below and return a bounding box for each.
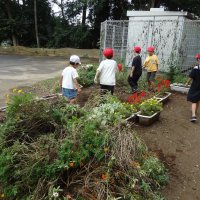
[116,66,129,87]
[0,91,168,199]
[78,65,97,87]
[139,98,163,116]
[141,156,169,187]
[172,74,188,84]
[6,90,34,118]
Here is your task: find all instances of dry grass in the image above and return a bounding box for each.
[0,46,99,58]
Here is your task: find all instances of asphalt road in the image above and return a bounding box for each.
[0,54,68,107]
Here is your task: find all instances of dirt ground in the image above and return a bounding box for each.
[1,85,200,200]
[133,92,200,200]
[77,88,200,200]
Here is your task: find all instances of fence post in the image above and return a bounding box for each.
[121,23,125,61]
[104,20,107,51]
[112,25,116,49]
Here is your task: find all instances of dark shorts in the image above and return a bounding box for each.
[100,84,114,95]
[147,72,156,82]
[62,88,77,100]
[187,87,200,103]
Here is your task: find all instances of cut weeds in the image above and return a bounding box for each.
[0,92,169,200]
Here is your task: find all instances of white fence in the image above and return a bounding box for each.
[100,19,200,72]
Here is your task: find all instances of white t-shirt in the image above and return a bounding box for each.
[61,66,78,89]
[97,59,118,85]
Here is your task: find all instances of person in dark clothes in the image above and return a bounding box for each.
[186,53,200,122]
[128,46,142,93]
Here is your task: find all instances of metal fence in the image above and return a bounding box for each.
[100,19,200,72]
[180,20,200,71]
[100,20,129,61]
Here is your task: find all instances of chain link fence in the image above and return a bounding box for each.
[100,19,200,72]
[100,20,129,62]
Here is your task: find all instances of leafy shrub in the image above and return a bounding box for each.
[141,156,169,187]
[78,65,97,87]
[0,91,168,200]
[172,74,188,84]
[139,98,163,116]
[6,89,34,118]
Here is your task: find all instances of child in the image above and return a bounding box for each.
[128,46,142,93]
[94,48,118,95]
[186,53,200,122]
[59,55,82,104]
[143,46,159,92]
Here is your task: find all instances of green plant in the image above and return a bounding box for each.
[139,98,162,116]
[172,74,188,84]
[0,92,168,200]
[141,156,169,187]
[78,65,97,87]
[116,66,129,87]
[6,89,35,118]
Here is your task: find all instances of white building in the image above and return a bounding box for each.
[100,9,200,72]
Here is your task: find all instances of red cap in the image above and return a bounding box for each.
[147,46,155,52]
[134,46,141,53]
[118,63,123,71]
[196,53,200,59]
[103,48,114,58]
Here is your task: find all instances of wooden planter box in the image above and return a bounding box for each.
[137,111,161,126]
[170,84,189,94]
[155,92,172,103]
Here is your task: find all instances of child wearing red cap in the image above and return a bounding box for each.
[94,48,118,94]
[143,46,159,92]
[128,46,142,93]
[186,53,200,122]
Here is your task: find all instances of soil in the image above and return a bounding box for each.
[133,92,200,200]
[1,85,200,200]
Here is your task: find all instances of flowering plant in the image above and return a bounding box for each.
[156,79,170,97]
[139,98,162,116]
[127,91,148,111]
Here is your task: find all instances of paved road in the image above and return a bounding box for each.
[0,55,70,107]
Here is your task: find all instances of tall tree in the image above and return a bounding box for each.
[1,0,18,46]
[34,0,40,48]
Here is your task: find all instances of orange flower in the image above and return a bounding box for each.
[101,173,109,180]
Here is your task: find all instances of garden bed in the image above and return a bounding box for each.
[0,88,169,200]
[170,83,190,94]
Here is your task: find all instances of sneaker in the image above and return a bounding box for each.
[132,88,138,93]
[190,116,197,122]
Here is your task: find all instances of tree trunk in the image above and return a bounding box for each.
[82,0,87,26]
[151,0,156,8]
[151,0,161,8]
[4,0,18,46]
[60,0,66,22]
[34,0,40,48]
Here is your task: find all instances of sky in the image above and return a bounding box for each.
[51,2,60,14]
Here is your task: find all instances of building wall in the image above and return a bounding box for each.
[126,12,186,71]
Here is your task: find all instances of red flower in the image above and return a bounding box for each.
[140,91,146,97]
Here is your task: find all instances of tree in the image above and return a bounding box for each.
[34,0,40,48]
[1,0,18,46]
